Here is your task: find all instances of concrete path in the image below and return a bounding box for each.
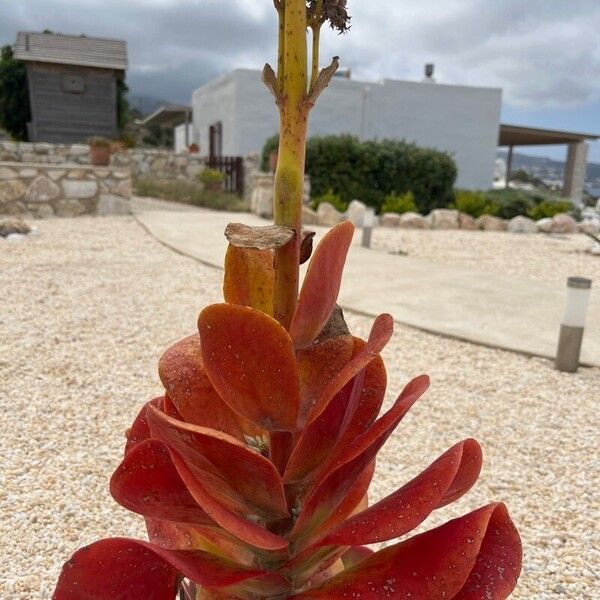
[132,197,600,366]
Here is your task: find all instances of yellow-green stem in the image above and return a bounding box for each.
[273,0,309,328]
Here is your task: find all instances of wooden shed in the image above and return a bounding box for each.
[14,32,128,143]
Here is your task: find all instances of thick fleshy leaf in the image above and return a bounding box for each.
[306,313,394,425]
[287,339,386,484]
[341,546,374,570]
[291,376,429,541]
[53,537,273,600]
[296,334,354,427]
[290,221,355,349]
[223,245,274,314]
[125,397,163,456]
[295,503,522,599]
[159,335,247,440]
[170,451,289,551]
[315,438,482,547]
[110,439,212,525]
[198,303,300,431]
[147,405,288,519]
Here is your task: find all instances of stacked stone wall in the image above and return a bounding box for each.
[0,162,131,218]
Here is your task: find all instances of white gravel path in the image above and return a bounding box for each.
[372,228,600,284]
[1,216,598,599]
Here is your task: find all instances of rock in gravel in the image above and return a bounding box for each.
[398,211,429,229]
[458,212,477,230]
[551,213,578,234]
[508,215,537,234]
[536,217,553,233]
[317,202,344,226]
[6,232,28,242]
[429,208,459,229]
[345,199,368,226]
[0,216,31,237]
[380,212,401,227]
[476,214,507,231]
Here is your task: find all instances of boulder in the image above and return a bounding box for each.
[579,220,600,235]
[317,202,343,227]
[429,208,459,229]
[380,212,401,227]
[25,176,60,203]
[0,166,18,179]
[5,232,28,242]
[458,212,477,230]
[345,199,368,226]
[398,211,429,229]
[33,203,55,219]
[508,215,537,234]
[302,205,319,226]
[249,174,274,218]
[550,213,577,234]
[536,217,553,233]
[475,215,506,231]
[0,217,31,237]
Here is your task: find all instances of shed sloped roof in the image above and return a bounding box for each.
[14,32,127,70]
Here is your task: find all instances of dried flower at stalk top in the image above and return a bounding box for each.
[308,0,351,33]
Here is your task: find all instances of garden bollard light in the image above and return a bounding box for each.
[362,208,375,249]
[555,277,592,373]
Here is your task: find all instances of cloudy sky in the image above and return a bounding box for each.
[2,0,599,161]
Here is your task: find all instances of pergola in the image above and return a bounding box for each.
[498,124,599,201]
[141,104,193,148]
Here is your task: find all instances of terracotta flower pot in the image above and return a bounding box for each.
[90,145,111,167]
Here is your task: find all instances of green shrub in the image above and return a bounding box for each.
[381,191,417,214]
[527,199,573,220]
[262,134,457,214]
[261,135,279,172]
[198,168,226,186]
[451,190,496,218]
[311,189,347,212]
[483,189,538,220]
[134,177,247,212]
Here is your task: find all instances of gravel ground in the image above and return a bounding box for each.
[1,216,598,599]
[372,228,600,284]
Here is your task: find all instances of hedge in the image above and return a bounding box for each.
[262,134,457,214]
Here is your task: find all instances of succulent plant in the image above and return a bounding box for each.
[53,2,521,597]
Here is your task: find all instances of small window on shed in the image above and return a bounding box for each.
[62,74,85,94]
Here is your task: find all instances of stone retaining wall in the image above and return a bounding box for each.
[0,162,132,218]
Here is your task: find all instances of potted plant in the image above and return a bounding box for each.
[87,136,112,166]
[198,167,226,192]
[53,2,522,599]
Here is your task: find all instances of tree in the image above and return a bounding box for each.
[0,45,30,141]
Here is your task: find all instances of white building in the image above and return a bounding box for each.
[192,68,503,190]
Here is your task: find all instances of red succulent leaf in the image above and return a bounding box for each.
[306,313,394,425]
[52,537,275,600]
[287,340,386,484]
[295,503,522,599]
[124,396,163,456]
[296,334,354,427]
[315,438,482,547]
[147,405,289,519]
[341,546,374,570]
[198,303,300,431]
[170,450,289,551]
[110,439,213,525]
[290,221,355,349]
[223,245,274,315]
[291,376,429,542]
[159,334,249,440]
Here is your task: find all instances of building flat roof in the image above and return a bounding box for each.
[14,31,127,71]
[499,123,599,146]
[141,105,192,128]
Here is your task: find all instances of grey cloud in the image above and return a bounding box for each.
[0,0,599,109]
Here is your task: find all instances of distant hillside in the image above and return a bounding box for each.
[497,150,600,181]
[127,94,169,117]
